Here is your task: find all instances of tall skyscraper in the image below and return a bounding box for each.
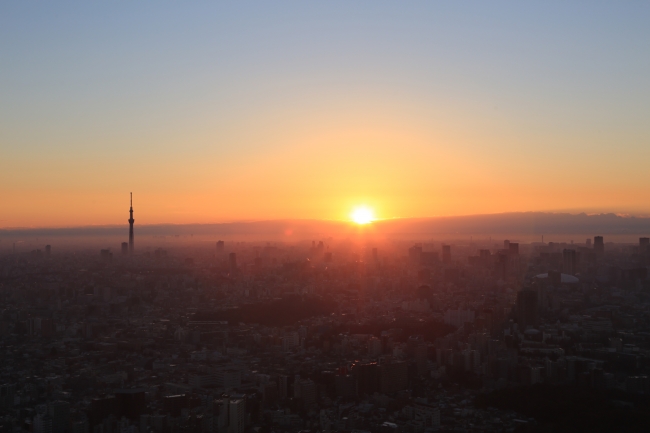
[594,236,604,255]
[128,192,134,253]
[562,249,578,275]
[228,399,245,433]
[216,240,225,252]
[640,237,649,253]
[516,289,539,329]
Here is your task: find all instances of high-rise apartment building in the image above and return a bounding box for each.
[594,236,604,255]
[563,249,578,275]
[516,290,539,329]
[296,379,317,407]
[228,399,245,433]
[49,401,70,433]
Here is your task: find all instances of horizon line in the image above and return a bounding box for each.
[1,210,648,232]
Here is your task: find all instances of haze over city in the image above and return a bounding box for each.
[2,3,650,433]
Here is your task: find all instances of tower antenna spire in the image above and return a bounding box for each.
[128,192,135,253]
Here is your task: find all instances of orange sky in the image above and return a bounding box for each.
[2,103,649,228]
[2,3,649,228]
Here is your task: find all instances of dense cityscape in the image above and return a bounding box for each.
[1,204,650,433]
[3,3,650,432]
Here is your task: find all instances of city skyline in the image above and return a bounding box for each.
[2,4,650,431]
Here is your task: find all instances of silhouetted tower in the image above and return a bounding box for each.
[594,236,604,255]
[128,193,135,253]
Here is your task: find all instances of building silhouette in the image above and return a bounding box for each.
[563,249,578,275]
[229,399,245,433]
[409,244,422,264]
[442,245,451,264]
[594,236,604,255]
[495,253,507,280]
[128,192,135,253]
[100,249,113,261]
[516,289,539,329]
[229,252,237,273]
[49,400,70,433]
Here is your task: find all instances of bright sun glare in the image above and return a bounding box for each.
[351,206,375,224]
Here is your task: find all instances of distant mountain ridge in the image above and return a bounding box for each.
[2,212,650,237]
[376,212,650,235]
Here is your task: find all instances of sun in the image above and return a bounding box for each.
[350,206,375,224]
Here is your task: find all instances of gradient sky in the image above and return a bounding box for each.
[1,2,649,228]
